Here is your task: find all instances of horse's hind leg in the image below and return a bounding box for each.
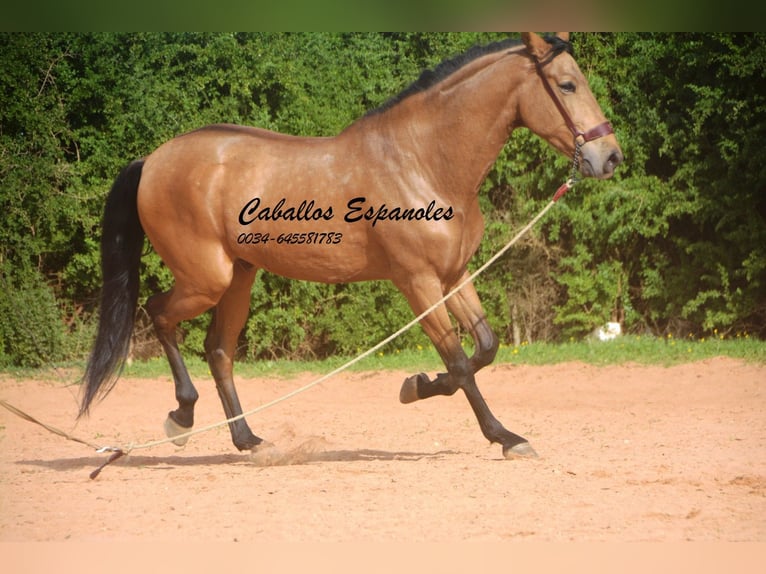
[147,287,219,445]
[204,262,262,451]
[396,274,535,459]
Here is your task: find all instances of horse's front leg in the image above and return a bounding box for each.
[395,274,536,459]
[399,274,497,402]
[446,273,500,373]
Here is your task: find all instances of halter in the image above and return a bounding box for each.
[532,49,614,146]
[531,43,614,200]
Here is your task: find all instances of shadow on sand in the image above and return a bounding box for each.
[16,446,461,475]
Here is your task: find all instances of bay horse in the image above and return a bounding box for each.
[80,32,622,459]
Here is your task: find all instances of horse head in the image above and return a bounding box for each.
[520,32,623,179]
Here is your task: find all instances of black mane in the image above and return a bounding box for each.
[367,35,573,116]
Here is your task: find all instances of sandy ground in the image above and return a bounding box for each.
[1,357,764,544]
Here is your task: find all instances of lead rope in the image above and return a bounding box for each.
[1,166,579,478]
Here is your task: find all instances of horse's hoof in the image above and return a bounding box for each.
[502,441,539,460]
[399,373,426,404]
[164,415,192,446]
[235,434,264,452]
[250,441,283,466]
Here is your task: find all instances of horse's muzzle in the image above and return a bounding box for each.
[581,142,624,179]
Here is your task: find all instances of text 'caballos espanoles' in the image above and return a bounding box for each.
[238,196,454,228]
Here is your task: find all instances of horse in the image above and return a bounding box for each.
[79,32,622,459]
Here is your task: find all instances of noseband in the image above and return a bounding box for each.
[532,47,613,145]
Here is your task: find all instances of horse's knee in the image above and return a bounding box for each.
[206,347,234,381]
[471,326,499,371]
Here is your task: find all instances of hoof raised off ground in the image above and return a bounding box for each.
[399,373,428,404]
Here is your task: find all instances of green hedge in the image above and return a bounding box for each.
[1,33,763,367]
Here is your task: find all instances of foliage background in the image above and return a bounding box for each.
[1,32,764,366]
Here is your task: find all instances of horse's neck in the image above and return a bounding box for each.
[358,52,528,204]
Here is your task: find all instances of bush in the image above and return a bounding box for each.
[1,33,763,369]
[0,267,65,367]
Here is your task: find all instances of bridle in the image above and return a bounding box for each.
[532,47,614,146]
[530,41,614,199]
[530,42,614,194]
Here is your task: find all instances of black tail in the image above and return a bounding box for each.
[79,159,145,417]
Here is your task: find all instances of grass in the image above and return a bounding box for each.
[3,333,764,383]
[494,332,766,366]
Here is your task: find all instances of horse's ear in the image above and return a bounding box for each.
[521,32,550,61]
[555,32,570,42]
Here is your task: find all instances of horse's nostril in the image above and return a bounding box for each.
[602,150,623,176]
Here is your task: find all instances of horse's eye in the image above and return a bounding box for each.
[559,81,576,94]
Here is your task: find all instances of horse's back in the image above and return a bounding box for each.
[135,119,476,287]
[136,123,391,283]
[138,123,332,214]
[185,122,322,143]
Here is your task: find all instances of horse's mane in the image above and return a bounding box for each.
[367,35,572,116]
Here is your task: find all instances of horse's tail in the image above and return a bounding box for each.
[79,159,145,417]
